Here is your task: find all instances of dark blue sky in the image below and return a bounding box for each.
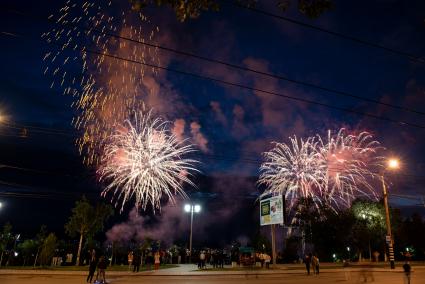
[0,0,424,236]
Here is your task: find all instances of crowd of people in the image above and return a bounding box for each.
[85,249,164,283]
[127,250,162,272]
[197,249,225,269]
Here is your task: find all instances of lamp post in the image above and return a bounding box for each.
[382,158,399,269]
[184,204,201,263]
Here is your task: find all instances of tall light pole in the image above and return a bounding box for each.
[382,158,399,269]
[184,204,201,263]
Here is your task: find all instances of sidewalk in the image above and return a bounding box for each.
[0,263,422,277]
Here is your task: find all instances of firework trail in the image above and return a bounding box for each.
[259,129,383,215]
[98,109,199,212]
[42,0,160,165]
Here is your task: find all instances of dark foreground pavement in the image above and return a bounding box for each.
[1,270,425,284]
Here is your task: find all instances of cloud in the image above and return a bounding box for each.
[231,104,250,138]
[190,122,209,153]
[210,101,228,127]
[171,118,186,142]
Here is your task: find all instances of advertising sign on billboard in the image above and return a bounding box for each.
[260,195,284,226]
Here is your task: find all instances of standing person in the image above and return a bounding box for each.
[86,251,97,283]
[211,250,215,268]
[312,255,320,274]
[220,250,225,268]
[127,251,133,271]
[304,253,312,275]
[154,251,161,270]
[145,252,153,271]
[264,254,271,269]
[311,255,317,274]
[95,256,107,284]
[197,251,202,269]
[199,251,206,269]
[403,261,411,284]
[133,251,141,273]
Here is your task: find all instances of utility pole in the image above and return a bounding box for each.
[381,175,395,269]
[189,207,193,263]
[271,224,276,267]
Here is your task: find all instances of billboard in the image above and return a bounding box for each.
[260,195,284,226]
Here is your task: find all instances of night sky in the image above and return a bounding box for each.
[0,0,424,245]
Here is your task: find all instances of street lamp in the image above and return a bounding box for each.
[381,158,399,269]
[184,203,201,263]
[347,246,351,261]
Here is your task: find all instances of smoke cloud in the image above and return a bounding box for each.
[171,118,186,142]
[190,122,209,153]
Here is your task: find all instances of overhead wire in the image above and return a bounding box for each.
[2,31,425,130]
[223,0,425,65]
[3,8,425,116]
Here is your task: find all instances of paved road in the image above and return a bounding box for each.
[1,271,424,284]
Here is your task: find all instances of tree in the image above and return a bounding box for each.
[0,223,13,267]
[251,231,271,254]
[65,197,114,265]
[18,239,38,266]
[130,0,332,22]
[350,199,386,260]
[33,225,47,267]
[39,233,57,266]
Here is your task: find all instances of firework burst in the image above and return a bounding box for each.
[42,0,161,165]
[259,136,326,213]
[316,129,384,208]
[98,109,199,212]
[259,129,383,215]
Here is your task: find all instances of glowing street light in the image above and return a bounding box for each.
[184,203,201,263]
[388,158,400,169]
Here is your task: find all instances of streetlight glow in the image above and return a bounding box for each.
[194,205,201,213]
[184,204,191,212]
[388,158,400,170]
[347,247,350,252]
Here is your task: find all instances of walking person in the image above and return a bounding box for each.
[403,261,411,284]
[86,250,97,283]
[95,255,107,284]
[154,251,161,270]
[304,253,312,275]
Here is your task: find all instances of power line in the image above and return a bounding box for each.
[4,8,425,116]
[3,32,424,130]
[1,122,75,137]
[224,0,425,65]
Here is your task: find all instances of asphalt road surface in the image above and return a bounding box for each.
[1,271,425,284]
